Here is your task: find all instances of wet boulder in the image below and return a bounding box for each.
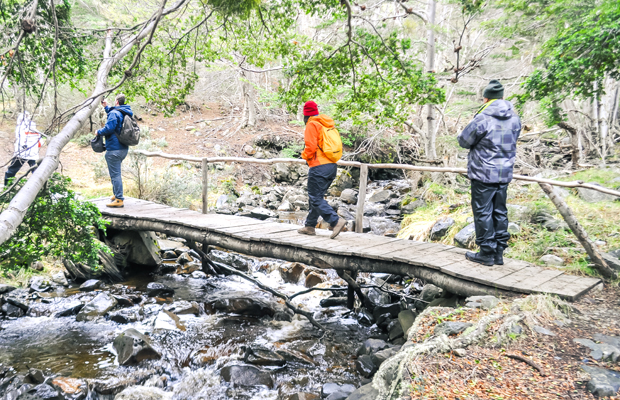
[369,217,400,237]
[153,310,186,331]
[51,377,85,397]
[51,272,68,287]
[2,302,25,318]
[165,301,202,316]
[305,272,326,288]
[370,347,399,368]
[355,355,376,378]
[279,262,306,284]
[245,348,286,366]
[340,189,358,205]
[209,250,252,272]
[207,297,275,318]
[430,218,455,241]
[54,301,84,318]
[191,271,207,279]
[321,383,356,399]
[398,309,416,336]
[76,292,118,321]
[26,369,44,384]
[175,263,201,275]
[387,319,404,341]
[372,303,401,320]
[0,284,16,294]
[420,284,444,303]
[175,252,193,265]
[16,384,60,399]
[250,207,277,220]
[368,190,392,203]
[80,279,103,292]
[146,282,174,297]
[276,349,316,366]
[220,365,274,388]
[357,339,389,356]
[114,386,172,400]
[108,307,141,324]
[113,328,161,366]
[345,383,379,400]
[29,276,52,293]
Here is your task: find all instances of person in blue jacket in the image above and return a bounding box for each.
[95,94,132,208]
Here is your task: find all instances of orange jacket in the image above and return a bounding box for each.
[301,114,336,167]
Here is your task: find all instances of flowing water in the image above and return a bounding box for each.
[0,255,376,399]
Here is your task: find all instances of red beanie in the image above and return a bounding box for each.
[303,101,319,116]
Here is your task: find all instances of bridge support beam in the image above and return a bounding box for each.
[105,216,516,299]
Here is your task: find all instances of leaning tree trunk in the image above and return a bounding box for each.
[557,121,580,168]
[424,0,437,160]
[0,0,188,245]
[539,183,616,280]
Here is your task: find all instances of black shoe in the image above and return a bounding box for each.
[466,251,494,266]
[495,248,505,265]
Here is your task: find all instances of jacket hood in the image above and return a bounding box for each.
[481,99,514,120]
[309,114,335,128]
[112,105,133,116]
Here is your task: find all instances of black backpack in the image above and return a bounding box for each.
[114,108,140,146]
[90,135,106,153]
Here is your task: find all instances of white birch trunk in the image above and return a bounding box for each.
[424,0,437,160]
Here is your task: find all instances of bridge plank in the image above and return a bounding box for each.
[440,260,526,285]
[492,268,564,293]
[531,275,601,301]
[360,239,426,259]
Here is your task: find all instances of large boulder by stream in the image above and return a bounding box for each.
[113,328,161,366]
[220,365,274,388]
[206,297,278,318]
[76,292,117,321]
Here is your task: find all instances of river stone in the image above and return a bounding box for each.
[246,348,286,366]
[305,272,325,288]
[355,355,376,378]
[209,250,252,272]
[356,309,375,326]
[577,184,619,203]
[278,200,294,212]
[321,383,356,398]
[51,377,85,395]
[368,190,392,203]
[340,189,358,204]
[54,301,84,318]
[80,279,103,292]
[435,322,472,336]
[430,218,455,241]
[146,282,174,297]
[372,303,400,320]
[17,383,61,400]
[387,319,404,341]
[398,309,416,336]
[357,339,389,356]
[539,254,564,266]
[369,217,400,237]
[533,325,556,336]
[191,270,207,279]
[371,347,399,367]
[465,295,499,310]
[507,222,521,235]
[208,297,275,317]
[29,276,52,293]
[51,272,68,286]
[287,393,319,400]
[109,230,162,268]
[279,262,305,284]
[220,365,274,388]
[30,261,44,271]
[582,365,620,397]
[113,328,161,366]
[401,199,425,214]
[420,284,444,303]
[76,292,118,321]
[251,207,276,220]
[162,250,177,259]
[344,383,379,400]
[366,288,390,305]
[454,223,476,248]
[175,262,201,275]
[276,349,316,366]
[108,308,140,324]
[0,284,16,294]
[601,253,620,271]
[2,302,25,317]
[175,252,193,265]
[27,369,45,384]
[114,386,172,400]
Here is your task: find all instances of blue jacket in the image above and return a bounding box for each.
[457,100,521,183]
[97,105,133,151]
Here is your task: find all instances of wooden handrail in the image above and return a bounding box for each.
[130,150,620,219]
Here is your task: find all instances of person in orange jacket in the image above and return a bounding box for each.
[298,101,346,239]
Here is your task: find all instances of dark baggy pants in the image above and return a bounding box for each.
[471,179,510,255]
[305,163,339,228]
[4,158,36,186]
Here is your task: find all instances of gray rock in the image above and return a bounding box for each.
[340,189,358,204]
[398,309,416,336]
[0,284,16,294]
[216,194,229,209]
[29,276,52,292]
[145,282,174,297]
[357,339,389,356]
[533,325,556,336]
[344,383,379,400]
[250,207,276,220]
[369,217,400,237]
[370,347,399,367]
[507,222,521,235]
[322,383,356,398]
[582,365,620,397]
[51,272,69,286]
[287,394,319,400]
[366,288,390,305]
[387,319,404,341]
[454,348,467,357]
[575,336,620,361]
[108,308,140,324]
[276,349,316,366]
[363,203,384,217]
[220,365,274,388]
[191,271,207,279]
[602,253,620,271]
[577,184,619,203]
[208,297,276,317]
[327,169,354,197]
[76,292,118,321]
[368,190,392,203]
[435,322,472,336]
[420,284,444,303]
[114,386,172,400]
[30,261,44,271]
[113,328,161,366]
[539,254,564,266]
[454,223,476,248]
[79,279,103,292]
[531,210,568,231]
[245,348,286,366]
[19,384,61,400]
[610,248,620,259]
[279,262,305,284]
[372,303,400,320]
[54,301,84,318]
[355,355,376,378]
[401,199,425,214]
[209,250,252,272]
[465,295,499,310]
[430,218,455,241]
[2,302,24,317]
[175,252,193,265]
[338,206,355,221]
[27,369,45,384]
[277,200,294,212]
[507,204,527,222]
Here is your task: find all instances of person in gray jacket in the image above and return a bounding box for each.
[457,80,522,266]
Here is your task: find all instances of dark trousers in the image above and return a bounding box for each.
[4,158,36,186]
[305,163,339,228]
[471,179,510,255]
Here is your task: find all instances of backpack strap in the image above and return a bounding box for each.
[475,99,497,116]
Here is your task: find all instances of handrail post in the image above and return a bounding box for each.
[202,158,208,214]
[355,164,368,233]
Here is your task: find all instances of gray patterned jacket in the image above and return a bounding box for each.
[457,100,521,183]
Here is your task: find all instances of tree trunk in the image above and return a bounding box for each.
[557,122,580,168]
[0,0,188,245]
[424,0,437,160]
[538,183,616,280]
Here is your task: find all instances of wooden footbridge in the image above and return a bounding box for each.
[93,197,601,301]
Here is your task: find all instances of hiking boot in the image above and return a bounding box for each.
[330,218,346,239]
[465,251,494,266]
[110,195,116,201]
[106,199,124,208]
[495,248,505,265]
[298,226,316,236]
